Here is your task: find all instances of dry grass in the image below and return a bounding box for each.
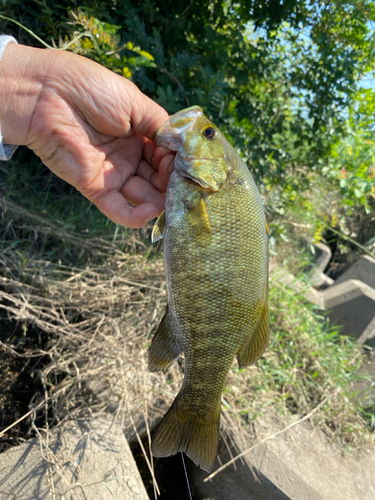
[0,195,183,495]
[0,214,177,423]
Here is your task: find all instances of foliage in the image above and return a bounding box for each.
[60,9,157,78]
[1,1,375,241]
[324,90,375,215]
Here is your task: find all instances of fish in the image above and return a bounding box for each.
[149,105,269,472]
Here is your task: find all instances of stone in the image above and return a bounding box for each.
[0,416,149,500]
[335,255,375,290]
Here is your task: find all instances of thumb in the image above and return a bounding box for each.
[127,81,169,140]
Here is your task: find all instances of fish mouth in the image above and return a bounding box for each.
[180,174,216,192]
[182,156,214,162]
[175,157,222,191]
[181,176,202,187]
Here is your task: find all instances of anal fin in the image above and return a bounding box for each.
[237,300,269,368]
[149,305,182,371]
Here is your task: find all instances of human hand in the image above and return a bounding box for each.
[0,43,175,227]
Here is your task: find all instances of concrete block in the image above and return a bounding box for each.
[271,269,325,308]
[0,416,149,500]
[192,455,292,500]
[320,279,375,346]
[307,242,333,288]
[335,255,375,290]
[310,271,334,289]
[311,242,332,274]
[272,270,375,346]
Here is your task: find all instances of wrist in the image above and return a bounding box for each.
[0,43,55,145]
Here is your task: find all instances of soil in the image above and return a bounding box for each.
[0,316,51,453]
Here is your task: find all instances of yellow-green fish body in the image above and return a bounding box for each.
[149,106,269,471]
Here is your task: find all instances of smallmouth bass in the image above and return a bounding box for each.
[149,106,269,472]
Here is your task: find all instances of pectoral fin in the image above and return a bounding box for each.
[184,195,211,236]
[149,306,182,371]
[151,211,165,243]
[237,300,269,367]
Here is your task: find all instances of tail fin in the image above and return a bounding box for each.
[151,397,219,472]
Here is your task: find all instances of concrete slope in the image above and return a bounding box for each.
[193,418,375,500]
[0,416,149,500]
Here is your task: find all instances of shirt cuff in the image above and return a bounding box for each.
[0,35,18,161]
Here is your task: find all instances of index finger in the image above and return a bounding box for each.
[93,188,162,228]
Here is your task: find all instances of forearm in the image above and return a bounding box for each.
[0,42,55,146]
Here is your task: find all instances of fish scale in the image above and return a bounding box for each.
[148,106,269,471]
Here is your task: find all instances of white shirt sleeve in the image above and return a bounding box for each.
[0,35,18,161]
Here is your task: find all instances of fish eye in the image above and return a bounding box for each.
[203,127,216,139]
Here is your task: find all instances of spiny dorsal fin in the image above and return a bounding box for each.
[151,211,165,243]
[237,300,269,368]
[148,305,182,372]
